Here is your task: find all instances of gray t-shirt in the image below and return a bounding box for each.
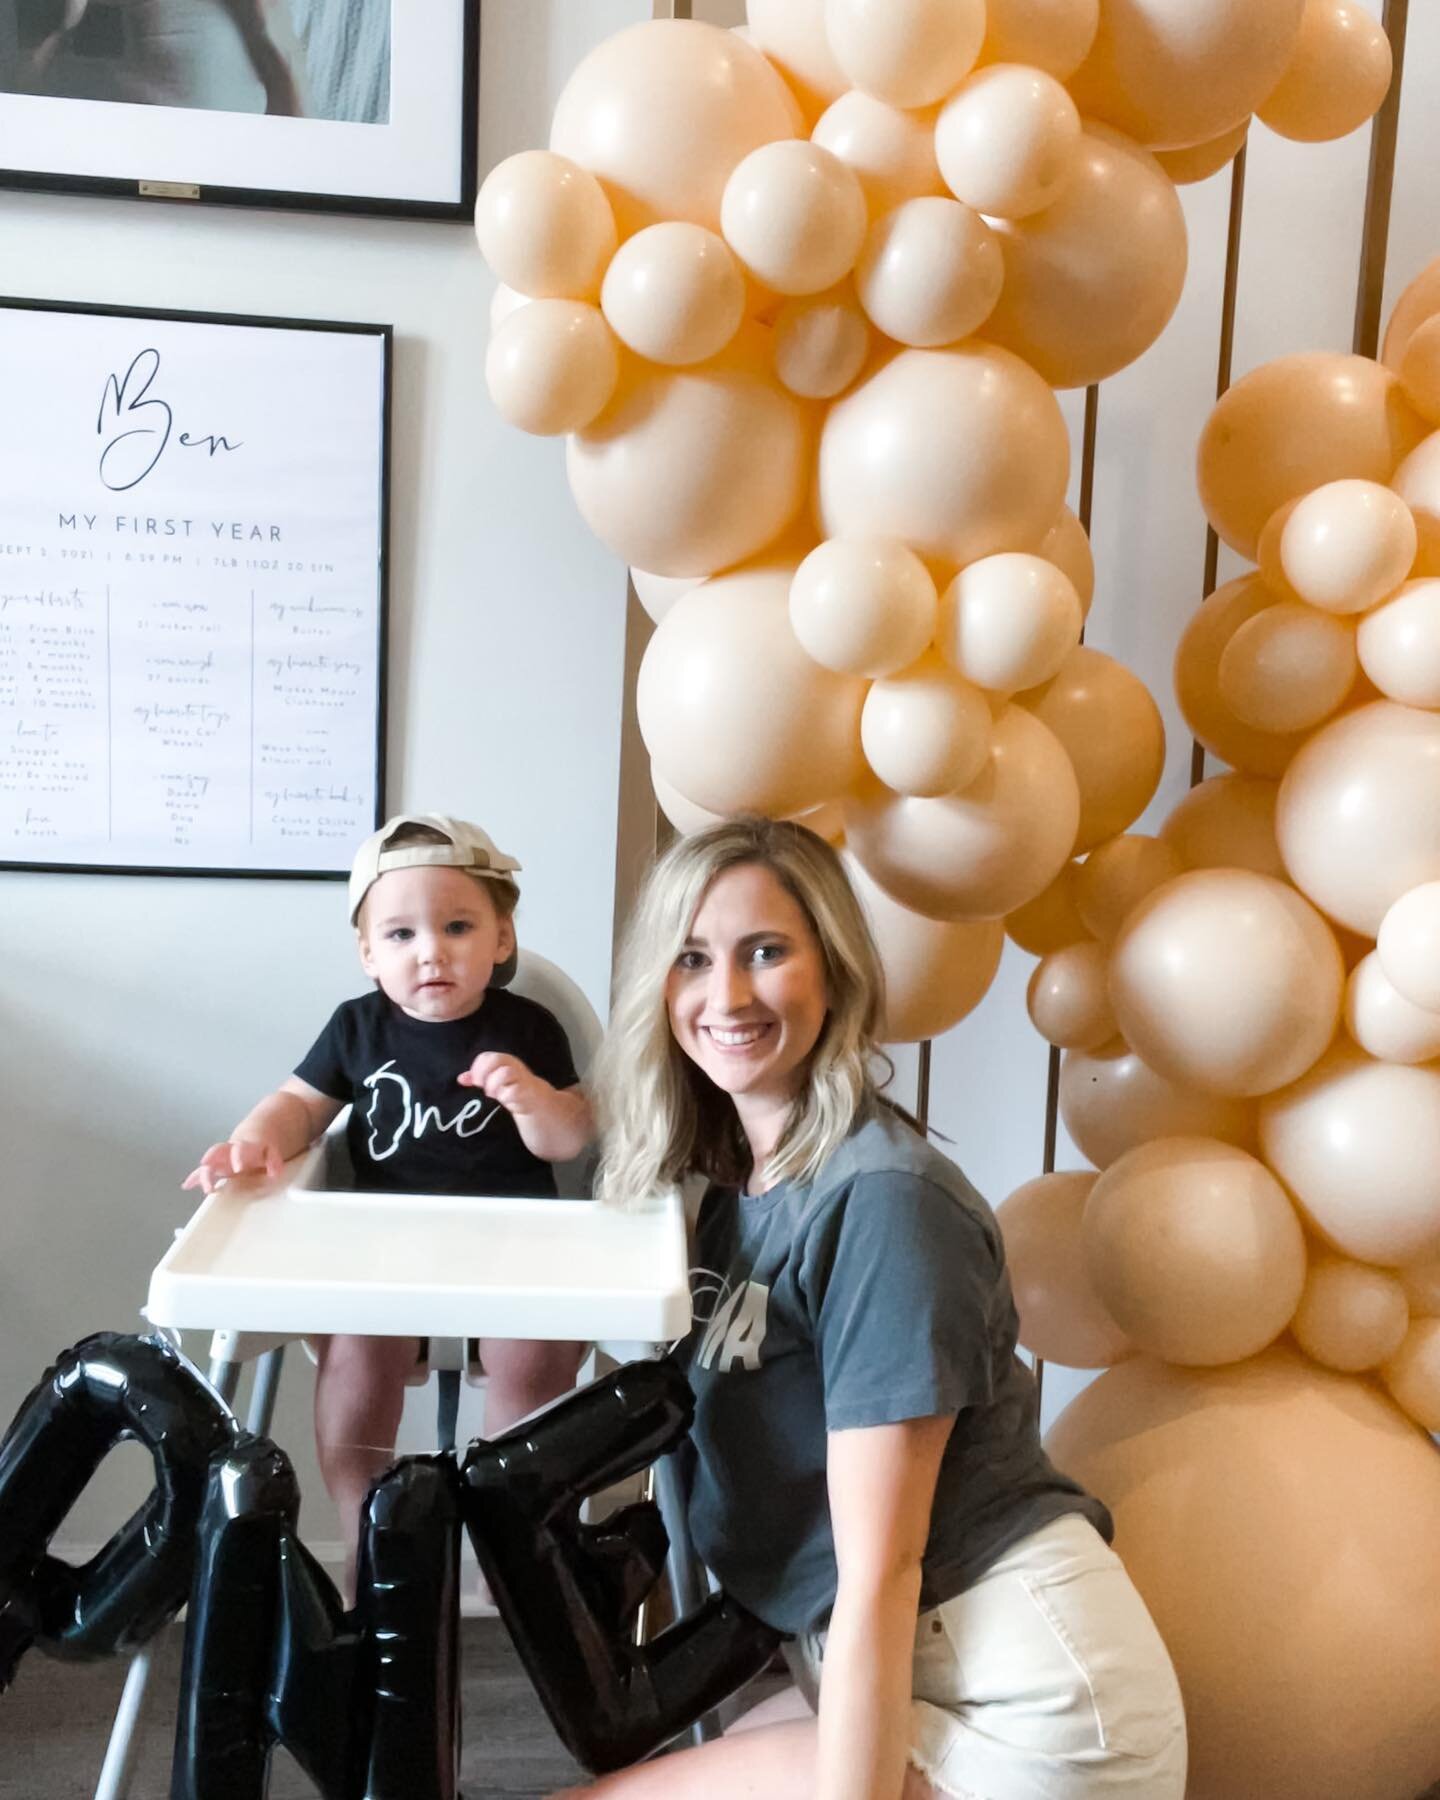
[680,1105,1112,1635]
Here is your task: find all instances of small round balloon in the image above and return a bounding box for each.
[1278,479,1416,614]
[1356,579,1440,706]
[823,0,987,109]
[1291,1254,1410,1373]
[1258,0,1393,144]
[600,223,745,366]
[1160,774,1286,879]
[1382,1318,1440,1431]
[1026,939,1117,1051]
[1215,599,1356,735]
[1377,880,1440,1013]
[860,655,993,797]
[475,150,617,300]
[936,552,1083,694]
[811,89,946,215]
[789,537,938,678]
[934,64,1081,220]
[1074,833,1184,942]
[721,140,869,297]
[1344,950,1440,1065]
[852,196,1003,349]
[772,287,873,398]
[995,1171,1135,1368]
[485,301,619,437]
[846,855,1004,1042]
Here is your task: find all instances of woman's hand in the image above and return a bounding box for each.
[460,1057,596,1163]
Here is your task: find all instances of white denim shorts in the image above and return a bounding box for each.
[783,1515,1187,1800]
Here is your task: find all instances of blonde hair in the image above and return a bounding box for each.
[594,817,887,1208]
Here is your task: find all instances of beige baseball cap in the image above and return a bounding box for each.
[349,814,522,984]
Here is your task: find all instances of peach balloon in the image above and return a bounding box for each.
[861,655,993,797]
[936,553,1082,694]
[1060,1038,1258,1168]
[745,0,849,121]
[845,704,1080,921]
[1083,1137,1307,1365]
[1067,0,1305,150]
[1275,700,1440,935]
[1381,252,1440,374]
[1019,647,1165,854]
[789,537,938,677]
[1258,0,1393,144]
[995,1172,1135,1368]
[1160,774,1286,879]
[1044,1348,1440,1800]
[1358,579,1440,706]
[1196,352,1427,558]
[474,150,617,300]
[1075,833,1184,943]
[1278,478,1416,614]
[1110,868,1343,1098]
[1292,1254,1410,1373]
[1377,880,1440,1013]
[1153,120,1250,185]
[651,763,725,835]
[823,0,986,109]
[817,344,1070,575]
[1395,313,1440,425]
[1005,860,1086,955]
[638,567,865,816]
[845,855,1004,1042]
[1255,496,1303,604]
[1259,1040,1440,1265]
[1027,940,1116,1051]
[983,127,1187,390]
[1388,428,1440,575]
[1037,507,1095,617]
[721,139,868,297]
[934,64,1081,220]
[977,0,1098,81]
[853,197,1003,348]
[600,223,744,366]
[1381,1317,1440,1432]
[1175,574,1311,776]
[1216,599,1356,734]
[567,350,810,578]
[630,567,701,625]
[1402,1259,1440,1316]
[1344,950,1440,1065]
[549,19,796,238]
[811,90,946,215]
[772,287,873,398]
[484,300,619,437]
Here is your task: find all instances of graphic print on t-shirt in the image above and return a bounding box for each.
[693,1273,770,1373]
[362,1058,501,1162]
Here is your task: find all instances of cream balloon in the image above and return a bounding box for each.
[977,0,1098,81]
[1357,579,1440,706]
[1160,774,1286,879]
[631,566,702,626]
[1074,834,1184,943]
[789,537,937,678]
[1291,1255,1410,1373]
[1344,951,1440,1065]
[1067,0,1305,150]
[1082,1136,1307,1365]
[474,150,617,300]
[720,139,869,297]
[1381,1317,1440,1432]
[772,287,873,398]
[1275,700,1440,935]
[995,1172,1135,1368]
[1110,868,1343,1098]
[567,348,809,578]
[1027,940,1116,1051]
[1215,599,1357,734]
[1259,1040,1440,1265]
[811,90,946,215]
[1019,647,1166,854]
[817,343,1070,576]
[1377,881,1440,1013]
[1153,120,1250,185]
[1258,0,1393,143]
[845,854,1004,1042]
[549,19,796,238]
[1005,860,1086,955]
[637,566,865,816]
[600,223,745,366]
[1396,314,1440,425]
[1278,478,1416,614]
[1196,352,1427,558]
[1060,1038,1258,1168]
[861,655,993,798]
[651,763,725,835]
[1174,574,1311,776]
[1038,507,1095,617]
[823,0,986,109]
[982,126,1186,390]
[484,300,619,437]
[936,553,1083,694]
[845,704,1080,921]
[745,0,849,120]
[934,64,1080,221]
[1388,429,1440,575]
[852,196,1003,348]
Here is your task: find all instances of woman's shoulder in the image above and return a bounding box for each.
[806,1103,991,1219]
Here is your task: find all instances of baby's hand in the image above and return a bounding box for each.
[182,1138,286,1195]
[458,1052,549,1117]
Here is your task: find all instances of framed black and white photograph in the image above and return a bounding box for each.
[0,0,478,218]
[0,296,390,879]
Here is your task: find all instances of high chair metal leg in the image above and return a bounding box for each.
[436,1368,462,1455]
[653,1451,723,1746]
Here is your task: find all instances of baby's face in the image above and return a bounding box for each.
[356,865,514,1022]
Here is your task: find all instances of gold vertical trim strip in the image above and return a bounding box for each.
[1353,0,1410,359]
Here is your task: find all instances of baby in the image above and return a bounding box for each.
[184,812,593,1592]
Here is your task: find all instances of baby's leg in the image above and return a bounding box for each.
[313,1332,418,1601]
[477,1337,584,1437]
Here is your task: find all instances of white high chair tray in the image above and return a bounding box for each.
[147,1151,691,1341]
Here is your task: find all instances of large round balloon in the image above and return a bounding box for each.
[745,0,849,120]
[1045,1348,1440,1800]
[1276,700,1440,936]
[978,0,1099,81]
[1174,574,1314,776]
[817,343,1070,577]
[1160,773,1286,878]
[1060,1038,1258,1168]
[1067,0,1306,151]
[1196,353,1426,559]
[550,19,797,238]
[1259,1040,1440,1266]
[982,127,1187,390]
[845,855,1004,1042]
[637,566,864,816]
[995,1171,1135,1368]
[1082,1136,1307,1365]
[1257,0,1393,144]
[845,704,1080,920]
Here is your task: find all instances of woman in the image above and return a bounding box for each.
[569,817,1185,1800]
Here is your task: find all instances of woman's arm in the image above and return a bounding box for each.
[819,1413,956,1800]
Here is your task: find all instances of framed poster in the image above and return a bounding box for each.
[0,297,390,879]
[0,1,478,220]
